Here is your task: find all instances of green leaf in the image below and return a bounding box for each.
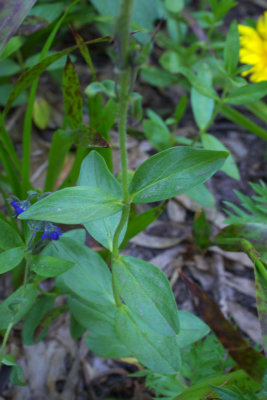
[174,370,258,400]
[115,306,181,375]
[78,151,125,250]
[31,255,75,278]
[179,66,219,100]
[63,57,83,129]
[85,80,115,98]
[22,296,55,345]
[160,51,181,74]
[224,20,239,75]
[214,223,267,262]
[225,82,267,105]
[113,256,180,336]
[220,104,267,142]
[3,36,112,115]
[165,0,184,13]
[140,65,177,87]
[19,186,123,224]
[68,296,129,358]
[193,209,211,251]
[33,97,51,130]
[2,354,26,386]
[254,258,267,356]
[78,151,121,196]
[0,219,24,250]
[191,63,214,132]
[130,147,228,203]
[0,247,24,274]
[186,183,215,208]
[45,237,114,305]
[0,36,25,60]
[0,284,37,330]
[10,364,26,386]
[44,129,73,191]
[143,119,172,151]
[201,133,240,180]
[177,311,210,347]
[28,2,64,23]
[174,95,188,124]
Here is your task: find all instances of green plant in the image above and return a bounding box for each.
[0,1,266,398]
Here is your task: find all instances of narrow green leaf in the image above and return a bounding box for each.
[143,119,172,151]
[246,101,267,126]
[224,20,239,75]
[115,306,181,375]
[19,186,123,224]
[31,255,75,277]
[201,133,240,180]
[179,66,219,100]
[130,147,228,203]
[254,259,267,356]
[191,63,214,132]
[0,247,24,274]
[220,105,267,142]
[0,219,24,250]
[113,256,180,336]
[63,57,83,129]
[3,36,112,115]
[193,209,211,251]
[44,129,73,191]
[225,82,267,105]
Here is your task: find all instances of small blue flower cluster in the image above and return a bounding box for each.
[41,224,62,241]
[10,197,62,241]
[10,200,27,217]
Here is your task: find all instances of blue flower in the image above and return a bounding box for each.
[10,200,28,217]
[41,224,62,241]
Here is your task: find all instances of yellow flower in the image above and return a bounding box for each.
[238,11,267,82]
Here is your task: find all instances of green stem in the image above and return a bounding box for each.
[112,0,133,257]
[0,322,13,363]
[0,254,31,363]
[111,0,134,306]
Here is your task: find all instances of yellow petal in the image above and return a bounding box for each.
[257,11,267,40]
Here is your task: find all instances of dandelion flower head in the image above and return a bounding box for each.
[238,11,267,82]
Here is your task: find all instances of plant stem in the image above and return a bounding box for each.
[0,322,13,363]
[112,0,134,258]
[111,0,134,306]
[0,254,31,364]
